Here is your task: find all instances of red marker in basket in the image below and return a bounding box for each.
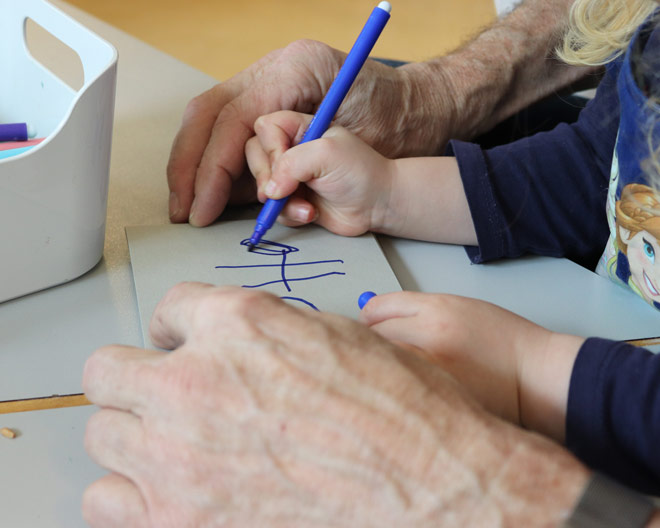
[0,138,45,151]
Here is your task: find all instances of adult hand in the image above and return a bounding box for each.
[245,111,394,236]
[359,291,585,442]
[167,40,451,227]
[83,283,588,527]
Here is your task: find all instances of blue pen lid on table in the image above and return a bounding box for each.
[358,291,377,309]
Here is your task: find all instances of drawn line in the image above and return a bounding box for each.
[280,296,320,311]
[281,250,290,292]
[215,260,344,269]
[242,272,347,289]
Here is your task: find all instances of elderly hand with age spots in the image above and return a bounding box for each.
[166,41,438,227]
[82,283,589,527]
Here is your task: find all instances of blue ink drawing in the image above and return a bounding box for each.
[214,239,346,310]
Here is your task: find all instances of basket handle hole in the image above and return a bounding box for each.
[24,18,84,91]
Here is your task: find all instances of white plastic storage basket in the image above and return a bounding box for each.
[0,0,117,302]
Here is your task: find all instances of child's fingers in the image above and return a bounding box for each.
[358,291,428,326]
[247,111,311,202]
[245,136,271,201]
[277,195,318,226]
[367,317,427,352]
[265,128,349,200]
[253,111,313,167]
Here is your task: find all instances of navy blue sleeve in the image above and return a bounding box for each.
[566,338,660,495]
[447,62,622,270]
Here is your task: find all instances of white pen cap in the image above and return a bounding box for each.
[378,1,392,13]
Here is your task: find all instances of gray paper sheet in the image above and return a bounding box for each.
[126,221,401,347]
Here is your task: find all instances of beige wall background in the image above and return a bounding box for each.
[64,0,497,81]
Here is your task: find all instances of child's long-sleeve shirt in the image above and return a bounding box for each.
[448,16,660,494]
[568,338,660,495]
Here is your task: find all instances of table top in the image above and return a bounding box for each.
[1,1,659,526]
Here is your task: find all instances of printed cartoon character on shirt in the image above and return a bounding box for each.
[595,16,660,312]
[607,182,660,309]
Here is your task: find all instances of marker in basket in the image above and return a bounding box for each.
[0,123,36,142]
[246,1,392,251]
[0,138,45,152]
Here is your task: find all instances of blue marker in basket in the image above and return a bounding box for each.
[358,291,377,310]
[0,123,36,142]
[247,1,392,250]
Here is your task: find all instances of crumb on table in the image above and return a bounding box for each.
[1,427,16,439]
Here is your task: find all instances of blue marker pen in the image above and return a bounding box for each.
[0,123,36,142]
[358,291,377,309]
[247,1,392,250]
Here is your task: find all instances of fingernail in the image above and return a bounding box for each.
[169,192,180,219]
[264,180,278,198]
[189,199,200,226]
[291,204,311,223]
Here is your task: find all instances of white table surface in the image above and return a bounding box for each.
[1,1,659,526]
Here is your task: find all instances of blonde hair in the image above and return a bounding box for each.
[559,0,660,191]
[558,0,658,66]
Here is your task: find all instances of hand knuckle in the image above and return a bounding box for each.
[317,136,340,159]
[81,481,104,525]
[84,411,109,453]
[82,346,116,393]
[282,39,323,58]
[193,286,264,321]
[183,92,209,120]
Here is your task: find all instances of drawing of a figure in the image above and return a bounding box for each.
[215,239,345,311]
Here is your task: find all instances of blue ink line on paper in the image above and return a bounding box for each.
[214,238,346,311]
[215,260,344,269]
[280,297,320,310]
[241,271,346,289]
[281,250,289,291]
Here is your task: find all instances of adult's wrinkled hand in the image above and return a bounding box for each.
[82,283,588,527]
[167,39,449,227]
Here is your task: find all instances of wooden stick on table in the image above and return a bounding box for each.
[0,394,90,414]
[1,338,658,415]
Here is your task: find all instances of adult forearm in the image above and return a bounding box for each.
[403,0,598,147]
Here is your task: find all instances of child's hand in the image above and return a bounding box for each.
[245,110,477,245]
[245,110,394,237]
[359,291,585,442]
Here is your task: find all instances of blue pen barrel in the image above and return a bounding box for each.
[300,5,391,145]
[255,197,288,231]
[248,2,391,247]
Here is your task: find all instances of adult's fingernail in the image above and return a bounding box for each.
[189,198,200,226]
[169,192,181,219]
